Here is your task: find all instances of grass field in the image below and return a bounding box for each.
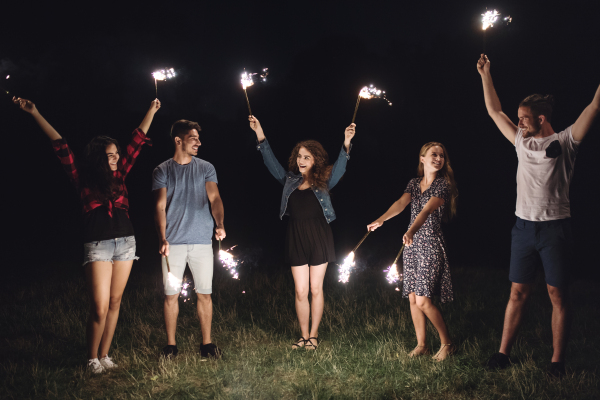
[1,263,599,399]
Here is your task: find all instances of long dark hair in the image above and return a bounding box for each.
[80,136,123,204]
[288,140,333,190]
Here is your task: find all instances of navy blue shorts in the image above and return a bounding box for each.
[509,217,573,288]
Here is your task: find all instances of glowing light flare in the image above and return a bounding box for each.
[338,251,355,283]
[358,85,392,106]
[219,246,240,280]
[384,263,402,285]
[167,272,182,290]
[482,10,501,30]
[5,75,9,79]
[152,68,176,81]
[241,68,269,89]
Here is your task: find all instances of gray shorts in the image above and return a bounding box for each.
[82,236,139,266]
[163,244,214,295]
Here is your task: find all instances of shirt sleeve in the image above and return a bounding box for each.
[51,138,80,189]
[563,125,580,154]
[404,178,414,194]
[430,178,450,203]
[204,162,218,184]
[152,164,167,191]
[120,128,153,179]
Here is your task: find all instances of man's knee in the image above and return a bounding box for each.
[509,284,531,303]
[165,294,179,306]
[197,293,212,304]
[547,285,568,307]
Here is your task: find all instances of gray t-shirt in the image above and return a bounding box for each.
[515,125,580,221]
[152,158,218,244]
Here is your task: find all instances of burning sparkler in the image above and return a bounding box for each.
[481,10,501,30]
[218,240,240,280]
[383,244,405,291]
[165,255,182,290]
[338,231,372,283]
[180,276,193,303]
[351,85,392,124]
[241,68,268,115]
[152,68,176,97]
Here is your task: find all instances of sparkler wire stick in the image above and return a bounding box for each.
[392,244,405,266]
[244,88,252,116]
[351,95,361,124]
[352,230,371,253]
[165,255,171,273]
[155,78,158,98]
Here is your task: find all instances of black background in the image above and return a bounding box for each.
[2,0,599,281]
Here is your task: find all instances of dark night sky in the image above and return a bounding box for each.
[2,1,599,280]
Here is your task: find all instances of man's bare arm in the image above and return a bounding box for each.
[153,188,169,256]
[206,181,226,241]
[477,54,518,144]
[572,82,600,141]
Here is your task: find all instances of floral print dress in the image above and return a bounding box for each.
[402,176,453,303]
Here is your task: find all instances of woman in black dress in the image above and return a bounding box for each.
[368,142,458,361]
[249,115,355,349]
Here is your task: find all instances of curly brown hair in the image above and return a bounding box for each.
[416,142,458,221]
[288,140,333,190]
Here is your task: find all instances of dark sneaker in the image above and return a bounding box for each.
[200,343,223,359]
[162,345,179,358]
[547,362,566,379]
[486,352,511,370]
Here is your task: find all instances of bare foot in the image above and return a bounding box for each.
[408,345,430,357]
[432,343,454,361]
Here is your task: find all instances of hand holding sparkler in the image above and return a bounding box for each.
[403,231,414,246]
[344,123,356,152]
[476,54,491,76]
[248,115,266,142]
[215,225,226,241]
[159,239,170,257]
[12,97,37,114]
[367,219,385,231]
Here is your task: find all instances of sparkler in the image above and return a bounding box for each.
[240,68,268,115]
[383,244,405,291]
[152,68,176,97]
[218,240,240,280]
[481,10,501,30]
[165,255,182,290]
[338,230,372,283]
[351,85,392,124]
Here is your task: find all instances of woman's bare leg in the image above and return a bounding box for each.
[85,261,113,360]
[308,263,328,338]
[291,265,310,341]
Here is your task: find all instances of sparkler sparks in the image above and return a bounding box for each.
[240,68,269,115]
[338,231,372,283]
[384,244,405,291]
[219,241,240,280]
[481,10,501,30]
[351,85,392,124]
[152,68,176,97]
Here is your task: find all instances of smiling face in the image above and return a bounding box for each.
[517,106,542,137]
[297,147,315,175]
[420,145,445,173]
[177,129,201,156]
[105,144,120,171]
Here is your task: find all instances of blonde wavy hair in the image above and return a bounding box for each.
[417,142,458,221]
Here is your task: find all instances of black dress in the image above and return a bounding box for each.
[285,188,336,266]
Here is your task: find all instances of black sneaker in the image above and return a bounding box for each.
[200,343,223,359]
[547,362,566,379]
[162,345,179,358]
[486,352,511,370]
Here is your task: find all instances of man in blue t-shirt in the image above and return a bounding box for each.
[152,119,226,359]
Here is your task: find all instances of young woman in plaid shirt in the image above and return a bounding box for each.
[13,97,160,373]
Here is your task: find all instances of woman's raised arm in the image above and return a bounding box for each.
[13,97,62,141]
[249,115,287,185]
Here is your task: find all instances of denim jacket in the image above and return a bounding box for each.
[256,138,351,223]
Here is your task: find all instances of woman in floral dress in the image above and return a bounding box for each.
[368,142,458,361]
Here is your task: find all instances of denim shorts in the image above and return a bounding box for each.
[509,217,573,288]
[82,236,139,266]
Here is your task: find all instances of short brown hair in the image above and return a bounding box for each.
[519,94,554,123]
[170,120,201,141]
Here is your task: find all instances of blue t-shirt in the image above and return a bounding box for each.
[152,158,218,244]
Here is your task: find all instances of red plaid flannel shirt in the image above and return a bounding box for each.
[52,128,152,217]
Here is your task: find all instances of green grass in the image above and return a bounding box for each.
[1,264,599,399]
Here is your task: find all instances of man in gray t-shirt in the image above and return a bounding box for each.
[152,119,226,359]
[477,54,600,377]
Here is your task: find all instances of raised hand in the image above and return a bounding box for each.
[248,115,266,141]
[367,220,383,231]
[344,123,355,152]
[13,97,37,114]
[477,54,490,76]
[149,98,161,114]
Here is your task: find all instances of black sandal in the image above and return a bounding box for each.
[305,337,320,350]
[292,337,307,349]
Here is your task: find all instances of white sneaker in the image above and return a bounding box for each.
[99,355,118,369]
[87,358,105,374]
